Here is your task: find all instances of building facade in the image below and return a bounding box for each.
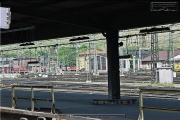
[78,50,107,73]
[142,50,180,69]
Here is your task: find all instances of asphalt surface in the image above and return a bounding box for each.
[0,73,180,120]
[1,88,180,120]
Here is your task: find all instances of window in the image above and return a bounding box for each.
[97,56,100,70]
[101,57,106,70]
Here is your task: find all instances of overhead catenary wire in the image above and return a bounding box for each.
[1,28,180,52]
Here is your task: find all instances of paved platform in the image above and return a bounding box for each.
[1,89,180,120]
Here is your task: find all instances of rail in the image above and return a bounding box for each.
[138,87,180,120]
[11,85,55,114]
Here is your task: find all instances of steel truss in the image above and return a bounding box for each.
[151,33,159,82]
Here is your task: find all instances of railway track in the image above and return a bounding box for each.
[1,78,180,100]
[1,72,180,99]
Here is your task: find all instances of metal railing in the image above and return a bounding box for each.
[11,85,55,114]
[138,87,180,120]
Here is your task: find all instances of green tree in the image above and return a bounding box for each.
[58,46,76,66]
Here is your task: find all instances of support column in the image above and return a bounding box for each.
[93,30,137,105]
[106,29,120,99]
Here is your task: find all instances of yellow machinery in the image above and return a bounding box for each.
[173,64,180,71]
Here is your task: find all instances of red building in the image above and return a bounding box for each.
[0,57,40,73]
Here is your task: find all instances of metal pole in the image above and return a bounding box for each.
[37,47,41,74]
[35,48,37,74]
[11,86,15,109]
[22,48,25,76]
[77,44,80,73]
[2,51,5,76]
[18,50,21,74]
[86,45,89,81]
[139,48,142,70]
[150,33,159,83]
[38,48,40,73]
[168,25,174,67]
[5,52,9,74]
[76,43,79,73]
[56,45,58,74]
[51,87,55,114]
[86,42,91,82]
[31,87,34,111]
[20,50,22,74]
[48,46,51,74]
[133,55,136,72]
[89,42,91,74]
[43,47,46,73]
[89,42,91,82]
[56,45,59,72]
[138,91,144,120]
[9,51,12,74]
[93,41,98,75]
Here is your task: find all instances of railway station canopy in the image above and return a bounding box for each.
[1,0,180,45]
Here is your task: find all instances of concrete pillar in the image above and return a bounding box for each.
[106,29,120,99]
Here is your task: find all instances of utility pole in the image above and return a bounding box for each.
[133,55,136,72]
[168,25,174,67]
[58,45,60,69]
[35,48,37,74]
[93,41,98,75]
[150,33,159,83]
[139,48,142,71]
[48,46,51,74]
[18,50,20,74]
[86,41,91,82]
[89,42,91,74]
[56,45,59,74]
[76,43,80,74]
[9,51,12,74]
[22,48,25,76]
[43,47,45,73]
[2,51,5,77]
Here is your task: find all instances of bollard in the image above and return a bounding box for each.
[51,88,55,114]
[31,87,34,112]
[37,117,46,120]
[11,86,15,109]
[138,91,144,120]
